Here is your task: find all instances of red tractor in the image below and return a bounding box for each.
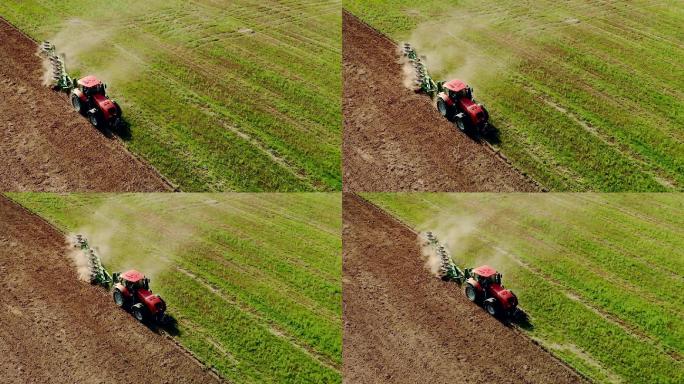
[70,75,122,129]
[112,270,167,323]
[436,79,490,134]
[463,265,518,317]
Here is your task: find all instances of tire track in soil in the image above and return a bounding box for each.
[0,195,224,383]
[342,11,541,192]
[0,17,172,192]
[342,193,586,384]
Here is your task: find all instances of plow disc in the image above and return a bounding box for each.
[39,41,73,92]
[401,43,439,96]
[423,231,465,282]
[73,234,111,288]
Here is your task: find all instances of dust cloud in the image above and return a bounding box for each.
[400,8,515,92]
[62,197,203,282]
[414,199,519,276]
[65,237,94,282]
[417,232,443,276]
[38,0,167,91]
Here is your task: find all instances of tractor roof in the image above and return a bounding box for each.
[473,265,497,278]
[78,75,102,88]
[121,269,145,282]
[443,79,467,92]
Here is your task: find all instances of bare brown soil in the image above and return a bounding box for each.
[342,194,586,384]
[342,12,540,192]
[0,195,222,383]
[0,18,171,192]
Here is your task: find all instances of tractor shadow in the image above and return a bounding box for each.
[97,117,132,141]
[145,314,181,336]
[504,309,534,331]
[467,122,501,145]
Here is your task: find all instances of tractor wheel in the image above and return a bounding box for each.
[485,301,498,316]
[132,306,145,322]
[113,289,125,307]
[71,94,84,114]
[436,98,454,120]
[465,284,478,302]
[88,112,101,127]
[455,117,466,132]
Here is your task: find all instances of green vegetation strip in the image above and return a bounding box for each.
[1,0,341,191]
[365,193,684,384]
[346,0,684,191]
[7,192,342,383]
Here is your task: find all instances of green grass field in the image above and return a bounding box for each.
[365,193,683,384]
[7,193,342,383]
[346,0,684,192]
[0,1,341,191]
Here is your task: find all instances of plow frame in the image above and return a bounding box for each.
[74,234,112,288]
[401,43,440,96]
[39,41,74,92]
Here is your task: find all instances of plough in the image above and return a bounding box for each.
[401,43,491,134]
[39,41,74,92]
[72,235,167,323]
[38,42,123,128]
[73,234,112,288]
[422,231,523,318]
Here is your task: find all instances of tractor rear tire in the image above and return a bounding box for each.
[113,289,125,307]
[71,94,84,114]
[485,301,498,316]
[132,306,145,322]
[465,284,478,302]
[436,98,454,121]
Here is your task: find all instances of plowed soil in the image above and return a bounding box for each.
[342,194,586,384]
[0,195,222,383]
[342,12,540,192]
[0,18,171,192]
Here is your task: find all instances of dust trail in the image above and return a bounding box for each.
[62,196,204,282]
[65,237,92,282]
[396,46,420,91]
[414,197,519,276]
[36,0,171,92]
[417,232,442,276]
[401,8,517,91]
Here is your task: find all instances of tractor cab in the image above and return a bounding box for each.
[77,75,106,97]
[443,79,473,100]
[472,265,502,286]
[119,270,150,291]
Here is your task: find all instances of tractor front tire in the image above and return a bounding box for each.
[132,306,145,322]
[485,301,498,317]
[71,94,84,114]
[88,112,101,128]
[436,98,454,121]
[455,117,466,132]
[113,289,125,307]
[465,284,478,302]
